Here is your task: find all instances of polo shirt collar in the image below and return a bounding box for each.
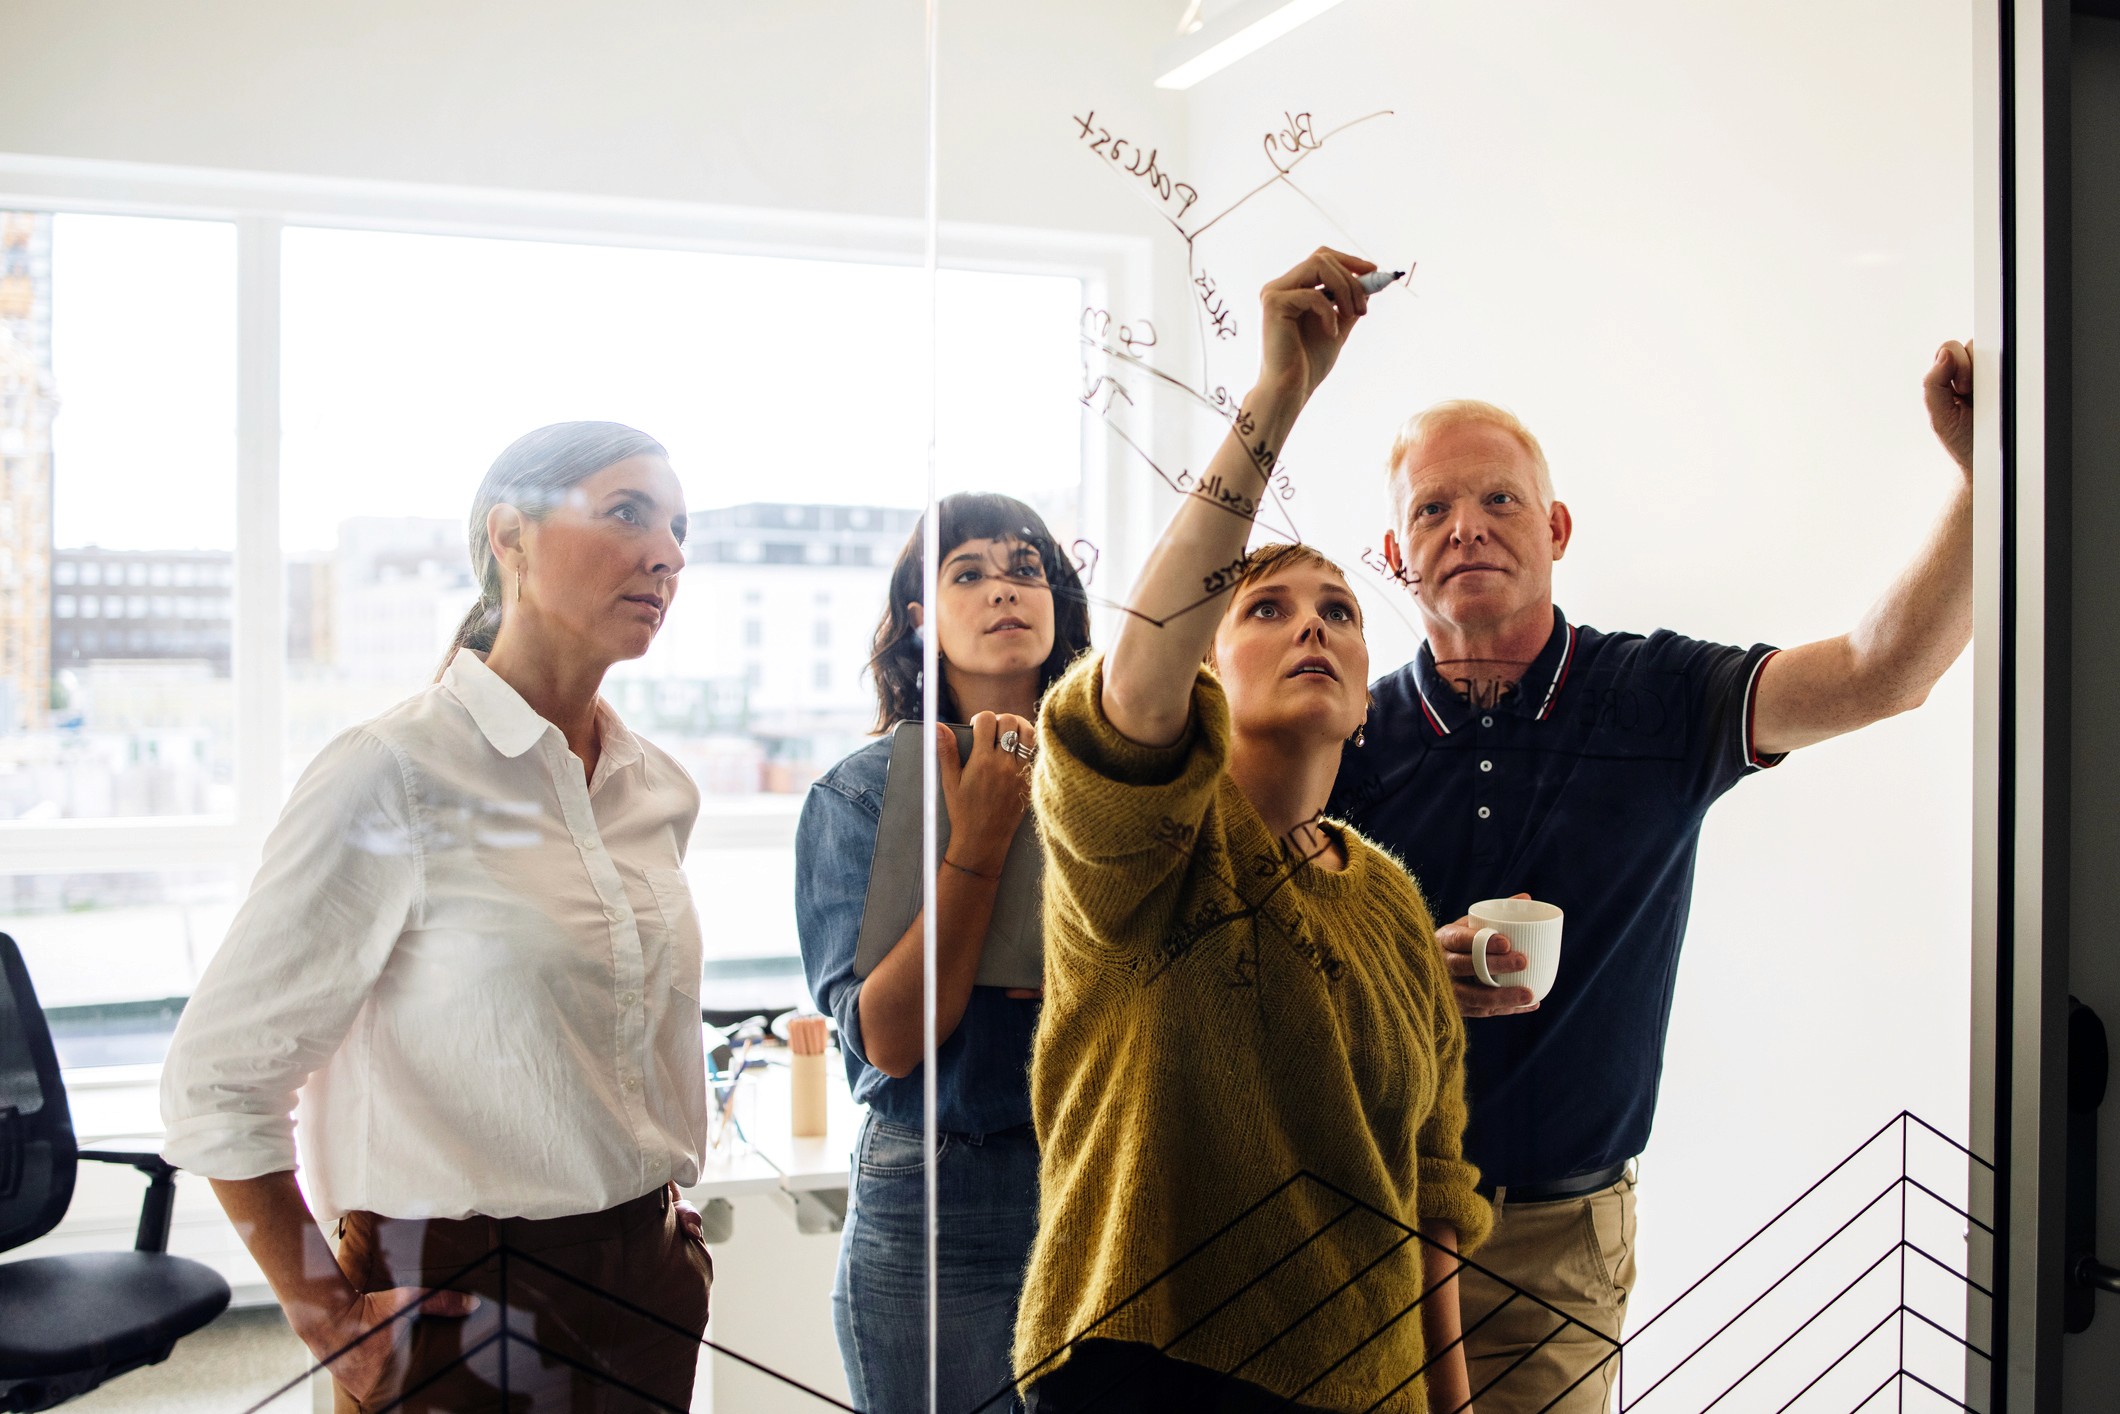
[1412,606,1578,736]
[444,650,557,758]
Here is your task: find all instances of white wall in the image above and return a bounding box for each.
[1164,0,1976,1369]
[0,0,1186,233]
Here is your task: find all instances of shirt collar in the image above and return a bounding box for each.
[443,650,558,758]
[1412,606,1577,736]
[592,696,643,778]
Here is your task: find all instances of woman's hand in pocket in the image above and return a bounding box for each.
[299,1284,479,1404]
[671,1182,706,1243]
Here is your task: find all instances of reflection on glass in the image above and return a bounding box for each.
[0,212,237,821]
[279,226,1081,1013]
[939,7,1977,1412]
[0,8,1988,1412]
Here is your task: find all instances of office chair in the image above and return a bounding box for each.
[0,932,230,1412]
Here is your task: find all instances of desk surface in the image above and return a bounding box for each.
[729,1059,860,1195]
[688,1054,862,1198]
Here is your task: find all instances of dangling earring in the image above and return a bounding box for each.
[515,565,523,601]
[1351,723,1367,748]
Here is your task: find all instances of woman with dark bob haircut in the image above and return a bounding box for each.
[796,492,1091,1414]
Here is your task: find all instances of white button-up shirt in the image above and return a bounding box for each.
[161,651,708,1222]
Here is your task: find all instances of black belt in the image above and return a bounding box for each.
[1478,1160,1630,1204]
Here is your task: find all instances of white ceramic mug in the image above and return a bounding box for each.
[1468,897,1566,1002]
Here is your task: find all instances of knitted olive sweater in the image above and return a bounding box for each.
[1013,655,1492,1411]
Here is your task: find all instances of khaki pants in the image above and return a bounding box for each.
[1457,1170,1636,1414]
[330,1186,712,1413]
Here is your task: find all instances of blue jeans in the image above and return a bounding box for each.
[833,1112,1040,1414]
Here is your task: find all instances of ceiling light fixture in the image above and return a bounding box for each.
[1153,0,1355,91]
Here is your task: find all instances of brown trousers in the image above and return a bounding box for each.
[330,1186,713,1414]
[1457,1171,1637,1414]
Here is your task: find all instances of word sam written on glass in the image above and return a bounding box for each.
[1081,306,1158,357]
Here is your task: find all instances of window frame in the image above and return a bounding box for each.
[0,150,1150,890]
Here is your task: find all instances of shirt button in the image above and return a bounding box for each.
[1477,806,1491,819]
[620,991,638,1007]
[1481,715,1494,728]
[622,1074,640,1092]
[1480,760,1493,772]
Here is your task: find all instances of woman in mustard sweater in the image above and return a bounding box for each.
[1012,250,1491,1413]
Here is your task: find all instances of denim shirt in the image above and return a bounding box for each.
[795,735,1039,1134]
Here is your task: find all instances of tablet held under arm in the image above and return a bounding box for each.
[850,721,1045,992]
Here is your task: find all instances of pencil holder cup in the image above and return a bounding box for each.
[791,1051,829,1137]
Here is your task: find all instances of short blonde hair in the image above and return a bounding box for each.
[1386,399,1554,525]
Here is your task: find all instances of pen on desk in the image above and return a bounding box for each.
[726,1034,756,1086]
[713,1034,757,1149]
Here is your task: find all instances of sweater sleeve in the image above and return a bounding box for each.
[1032,652,1231,963]
[1410,901,1493,1253]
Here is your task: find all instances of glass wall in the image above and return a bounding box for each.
[0,4,1985,1411]
[931,2,1975,1410]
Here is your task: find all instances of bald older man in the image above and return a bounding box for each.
[1326,342,1975,1414]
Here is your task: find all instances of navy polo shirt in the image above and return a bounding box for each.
[1328,607,1782,1189]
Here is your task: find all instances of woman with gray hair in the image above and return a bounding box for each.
[161,422,714,1412]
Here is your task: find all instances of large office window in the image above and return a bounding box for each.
[0,212,246,1061]
[3,206,1090,1053]
[1,213,238,822]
